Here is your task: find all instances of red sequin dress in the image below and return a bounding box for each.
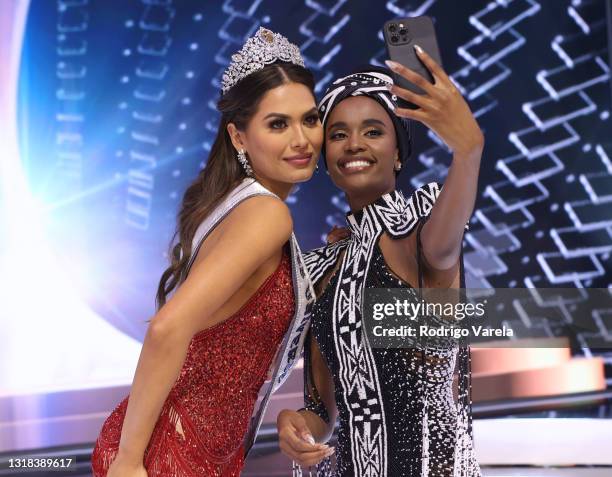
[91,247,294,476]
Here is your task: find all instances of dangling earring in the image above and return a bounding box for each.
[237,149,253,176]
[315,163,319,172]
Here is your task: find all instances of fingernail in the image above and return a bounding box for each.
[303,433,315,445]
[325,447,335,456]
[385,60,400,71]
[414,44,423,54]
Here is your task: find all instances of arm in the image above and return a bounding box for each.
[277,333,337,467]
[277,254,342,467]
[420,152,480,271]
[109,196,292,474]
[301,331,338,443]
[387,47,484,271]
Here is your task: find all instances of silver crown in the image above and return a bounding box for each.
[221,27,305,94]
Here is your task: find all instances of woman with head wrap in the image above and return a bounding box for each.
[277,48,484,477]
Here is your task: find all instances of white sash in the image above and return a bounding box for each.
[183,178,315,455]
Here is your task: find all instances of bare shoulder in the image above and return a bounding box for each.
[155,195,294,337]
[217,194,293,245]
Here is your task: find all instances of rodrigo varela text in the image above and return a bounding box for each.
[371,299,513,338]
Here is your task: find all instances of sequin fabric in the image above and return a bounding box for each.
[307,244,480,477]
[300,185,480,477]
[91,247,295,477]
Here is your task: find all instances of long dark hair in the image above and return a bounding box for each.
[155,62,316,309]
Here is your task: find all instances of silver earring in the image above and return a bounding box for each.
[237,149,253,176]
[394,162,402,171]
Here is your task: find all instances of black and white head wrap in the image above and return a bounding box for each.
[318,66,412,167]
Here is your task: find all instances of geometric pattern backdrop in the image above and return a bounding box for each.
[17,0,611,377]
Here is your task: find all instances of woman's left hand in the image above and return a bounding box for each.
[385,46,484,158]
[326,225,350,244]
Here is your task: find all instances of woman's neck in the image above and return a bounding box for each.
[346,185,395,212]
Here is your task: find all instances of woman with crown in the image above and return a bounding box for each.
[91,28,331,477]
[276,54,484,476]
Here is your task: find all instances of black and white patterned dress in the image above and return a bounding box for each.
[301,183,481,477]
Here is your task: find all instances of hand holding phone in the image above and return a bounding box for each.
[383,16,443,109]
[382,27,484,157]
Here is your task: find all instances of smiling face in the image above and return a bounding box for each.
[227,81,323,196]
[325,96,401,209]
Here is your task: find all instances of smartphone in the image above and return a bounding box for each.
[383,16,443,109]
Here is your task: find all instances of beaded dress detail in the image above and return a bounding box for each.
[300,182,480,477]
[91,246,294,476]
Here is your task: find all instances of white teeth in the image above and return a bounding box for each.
[344,161,372,169]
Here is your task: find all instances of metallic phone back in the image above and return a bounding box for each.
[383,16,443,100]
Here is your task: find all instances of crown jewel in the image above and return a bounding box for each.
[221,27,305,94]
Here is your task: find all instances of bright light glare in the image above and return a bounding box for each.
[0,0,140,397]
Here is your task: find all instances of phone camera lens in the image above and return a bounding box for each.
[391,35,399,43]
[388,24,397,33]
[399,28,407,35]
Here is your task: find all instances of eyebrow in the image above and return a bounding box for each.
[263,107,318,120]
[327,118,387,131]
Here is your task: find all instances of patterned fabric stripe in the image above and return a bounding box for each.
[372,182,441,239]
[303,238,349,287]
[372,182,469,239]
[413,181,442,218]
[332,209,388,477]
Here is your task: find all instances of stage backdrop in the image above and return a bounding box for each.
[0,0,611,453]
